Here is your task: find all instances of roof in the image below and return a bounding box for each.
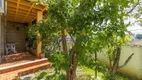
[6,0,46,23]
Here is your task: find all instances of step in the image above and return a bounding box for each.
[15,63,51,80]
[0,58,49,74]
[18,62,50,76]
[0,62,51,80]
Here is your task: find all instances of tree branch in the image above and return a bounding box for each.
[118,53,134,69]
[127,0,139,14]
[61,29,68,53]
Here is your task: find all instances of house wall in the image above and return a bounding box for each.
[6,22,26,52]
[98,45,142,79]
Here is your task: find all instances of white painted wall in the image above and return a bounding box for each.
[98,45,142,79]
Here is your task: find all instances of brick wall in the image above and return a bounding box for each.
[6,22,26,52]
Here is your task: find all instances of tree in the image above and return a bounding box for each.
[30,0,137,80]
[131,0,142,26]
[105,34,134,79]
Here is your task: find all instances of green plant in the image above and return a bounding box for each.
[25,26,37,48]
[48,52,70,73]
[31,0,138,80]
[33,71,48,80]
[32,70,66,80]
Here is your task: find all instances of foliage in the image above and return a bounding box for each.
[32,70,65,80]
[48,52,70,73]
[33,71,47,80]
[32,66,140,80]
[25,26,37,48]
[103,72,140,80]
[29,0,138,79]
[43,73,66,80]
[130,0,142,26]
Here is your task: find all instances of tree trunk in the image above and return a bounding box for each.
[109,47,121,78]
[61,29,68,53]
[94,52,98,78]
[109,47,134,79]
[66,46,77,80]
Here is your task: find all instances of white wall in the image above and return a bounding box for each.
[98,45,142,79]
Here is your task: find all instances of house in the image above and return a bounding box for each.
[0,0,50,80]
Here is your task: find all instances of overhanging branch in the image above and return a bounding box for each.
[118,53,134,69]
[127,0,139,13]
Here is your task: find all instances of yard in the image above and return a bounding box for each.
[0,0,142,80]
[30,66,139,80]
[24,0,142,80]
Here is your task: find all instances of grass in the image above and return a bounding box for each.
[113,73,141,80]
[76,66,103,80]
[32,67,141,80]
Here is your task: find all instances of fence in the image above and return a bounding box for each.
[98,45,142,79]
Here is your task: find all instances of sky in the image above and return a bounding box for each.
[127,18,142,34]
[127,25,142,34]
[127,0,142,34]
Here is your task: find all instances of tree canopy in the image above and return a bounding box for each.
[28,0,139,79]
[35,0,135,53]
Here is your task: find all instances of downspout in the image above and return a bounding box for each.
[0,14,2,63]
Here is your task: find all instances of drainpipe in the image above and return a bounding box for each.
[0,14,2,63]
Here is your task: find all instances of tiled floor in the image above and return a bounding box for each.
[0,52,38,68]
